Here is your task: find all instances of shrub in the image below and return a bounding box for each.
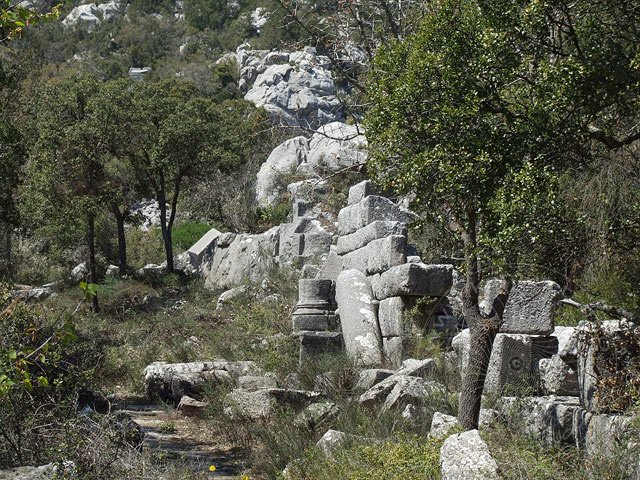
[170,221,214,251]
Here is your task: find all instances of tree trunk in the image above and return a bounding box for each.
[157,184,174,273]
[88,213,99,313]
[111,203,127,275]
[457,210,511,430]
[5,230,12,279]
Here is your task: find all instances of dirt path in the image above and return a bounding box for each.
[118,403,244,478]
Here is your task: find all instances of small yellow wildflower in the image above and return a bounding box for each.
[209,465,216,472]
[241,476,249,480]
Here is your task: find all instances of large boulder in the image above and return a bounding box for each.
[335,269,383,366]
[243,47,344,129]
[440,430,499,480]
[256,136,309,207]
[202,227,280,290]
[62,3,100,29]
[300,122,367,173]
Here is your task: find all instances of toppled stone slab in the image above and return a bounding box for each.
[337,195,416,236]
[440,429,499,480]
[335,270,383,367]
[238,375,278,391]
[224,388,322,420]
[397,358,439,379]
[339,235,406,275]
[355,369,395,391]
[500,280,563,335]
[359,374,446,412]
[430,412,459,439]
[500,395,580,446]
[373,263,454,300]
[293,402,339,430]
[336,221,407,255]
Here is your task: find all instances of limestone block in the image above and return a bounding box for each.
[500,396,580,446]
[238,375,278,391]
[500,280,563,335]
[187,227,221,266]
[347,180,375,206]
[336,220,407,255]
[224,388,322,420]
[440,430,499,480]
[298,278,334,306]
[335,270,383,367]
[298,331,343,364]
[452,329,471,378]
[316,247,343,282]
[539,355,579,396]
[316,429,348,457]
[382,337,403,369]
[430,412,459,439]
[373,263,454,300]
[337,195,416,236]
[397,358,439,379]
[378,296,409,337]
[355,369,395,391]
[577,320,638,412]
[339,235,406,276]
[485,334,558,395]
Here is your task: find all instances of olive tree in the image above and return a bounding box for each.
[365,0,640,429]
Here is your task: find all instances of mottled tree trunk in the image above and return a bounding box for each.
[112,203,127,275]
[157,185,174,274]
[457,211,511,430]
[87,213,99,313]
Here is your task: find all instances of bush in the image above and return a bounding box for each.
[170,221,214,251]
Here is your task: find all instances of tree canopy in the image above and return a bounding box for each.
[365,0,640,429]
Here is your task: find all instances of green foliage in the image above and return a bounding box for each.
[365,0,640,280]
[0,0,64,43]
[286,434,445,480]
[184,0,233,31]
[170,222,213,251]
[254,202,292,231]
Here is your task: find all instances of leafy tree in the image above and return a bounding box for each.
[184,0,233,31]
[365,0,640,429]
[128,79,268,272]
[0,0,63,43]
[21,75,103,311]
[0,120,23,278]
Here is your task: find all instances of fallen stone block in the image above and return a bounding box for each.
[335,220,407,255]
[430,412,459,439]
[440,429,499,480]
[359,374,446,412]
[187,227,222,266]
[335,270,383,367]
[339,235,406,275]
[500,280,563,335]
[293,402,339,430]
[373,263,454,300]
[238,375,278,391]
[499,395,580,446]
[397,358,439,379]
[177,395,209,416]
[355,369,396,391]
[316,429,348,457]
[224,388,322,420]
